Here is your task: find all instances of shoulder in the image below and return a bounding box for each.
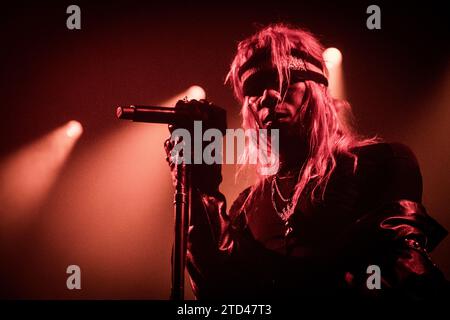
[351,142,420,172]
[352,142,419,164]
[351,142,423,203]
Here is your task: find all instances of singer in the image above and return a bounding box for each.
[164,23,448,301]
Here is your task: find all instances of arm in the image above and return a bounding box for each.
[343,143,449,300]
[187,181,258,300]
[186,187,234,299]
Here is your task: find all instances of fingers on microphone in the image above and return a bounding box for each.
[164,138,175,168]
[164,138,172,152]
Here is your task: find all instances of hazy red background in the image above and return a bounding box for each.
[0,1,448,299]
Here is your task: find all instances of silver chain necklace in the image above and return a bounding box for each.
[271,175,294,222]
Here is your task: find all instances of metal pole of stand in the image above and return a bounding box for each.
[171,162,191,300]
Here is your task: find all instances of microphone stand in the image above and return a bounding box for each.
[116,101,226,301]
[171,160,191,300]
[116,105,192,300]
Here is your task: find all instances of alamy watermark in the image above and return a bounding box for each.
[366,5,381,30]
[66,5,81,30]
[366,264,381,289]
[169,121,280,175]
[66,264,81,290]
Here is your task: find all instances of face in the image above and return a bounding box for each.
[246,81,308,140]
[242,68,312,167]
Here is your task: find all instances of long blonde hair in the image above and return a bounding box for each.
[226,23,378,211]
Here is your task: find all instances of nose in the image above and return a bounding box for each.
[258,89,281,111]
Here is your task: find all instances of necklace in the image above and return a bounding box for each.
[273,175,291,201]
[271,175,294,222]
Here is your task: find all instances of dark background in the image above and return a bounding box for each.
[0,0,448,299]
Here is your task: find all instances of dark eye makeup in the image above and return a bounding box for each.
[242,70,306,98]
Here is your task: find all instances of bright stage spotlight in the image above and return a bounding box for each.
[185,85,206,101]
[0,120,83,232]
[66,120,83,138]
[323,47,342,69]
[165,85,206,106]
[323,47,346,100]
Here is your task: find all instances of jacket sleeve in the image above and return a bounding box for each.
[343,143,449,300]
[186,187,251,300]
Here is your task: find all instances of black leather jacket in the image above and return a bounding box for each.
[186,142,448,300]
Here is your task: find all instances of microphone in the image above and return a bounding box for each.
[116,99,227,133]
[116,105,187,124]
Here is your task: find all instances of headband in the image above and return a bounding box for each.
[239,49,328,96]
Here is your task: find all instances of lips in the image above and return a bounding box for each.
[262,112,289,128]
[274,112,289,120]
